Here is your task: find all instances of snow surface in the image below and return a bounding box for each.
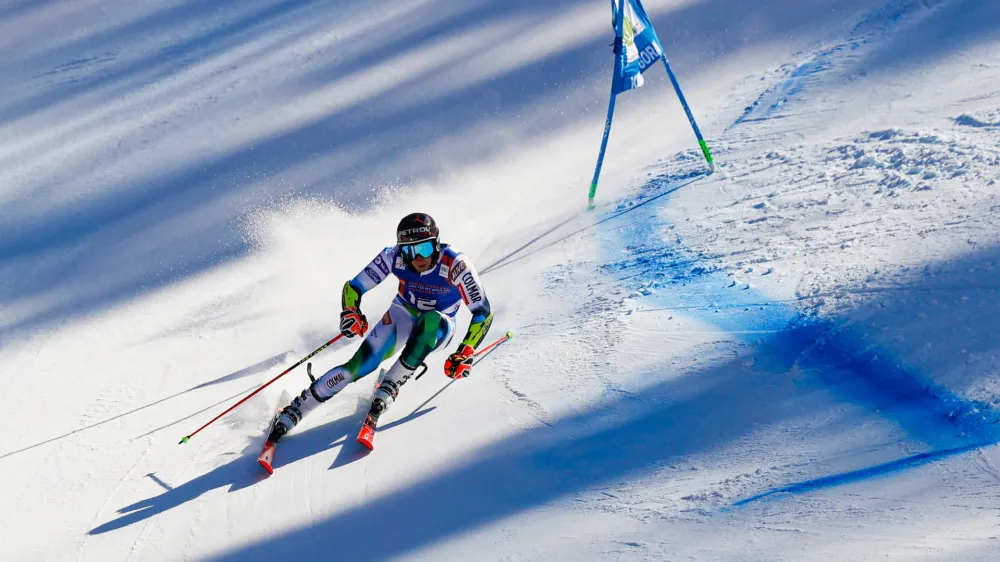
[2,0,1000,560]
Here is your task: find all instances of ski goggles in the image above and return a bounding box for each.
[400,240,436,260]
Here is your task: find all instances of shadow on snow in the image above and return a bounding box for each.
[2,0,957,341]
[89,170,1000,558]
[0,351,288,460]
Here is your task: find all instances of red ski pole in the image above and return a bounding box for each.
[410,331,514,412]
[473,331,513,362]
[416,331,513,381]
[179,333,346,444]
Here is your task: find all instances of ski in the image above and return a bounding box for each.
[356,361,432,450]
[357,412,378,450]
[258,438,277,474]
[356,369,386,451]
[257,390,291,475]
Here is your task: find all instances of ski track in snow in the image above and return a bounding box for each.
[731,0,950,132]
[5,0,1000,559]
[75,439,153,562]
[512,0,1000,526]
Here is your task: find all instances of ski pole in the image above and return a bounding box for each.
[473,331,513,363]
[179,333,346,444]
[416,331,513,381]
[411,331,514,411]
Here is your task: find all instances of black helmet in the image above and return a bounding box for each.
[396,212,439,244]
[396,212,440,267]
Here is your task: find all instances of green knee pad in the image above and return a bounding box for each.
[343,333,398,382]
[399,311,450,368]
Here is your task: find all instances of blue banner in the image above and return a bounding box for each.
[611,0,664,94]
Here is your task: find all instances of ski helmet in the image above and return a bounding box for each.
[396,212,440,267]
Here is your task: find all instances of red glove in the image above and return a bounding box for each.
[444,345,475,379]
[339,307,368,338]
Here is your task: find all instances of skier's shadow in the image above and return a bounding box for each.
[89,413,354,536]
[271,412,363,471]
[90,403,438,536]
[90,442,269,535]
[324,406,437,470]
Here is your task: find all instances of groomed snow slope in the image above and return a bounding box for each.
[2,0,1000,560]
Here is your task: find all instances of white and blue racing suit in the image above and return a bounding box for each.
[311,243,493,401]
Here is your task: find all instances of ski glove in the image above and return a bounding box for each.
[340,307,368,338]
[444,345,475,379]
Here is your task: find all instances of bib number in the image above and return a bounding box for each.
[408,292,437,311]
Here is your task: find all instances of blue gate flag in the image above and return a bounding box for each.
[590,0,715,208]
[611,0,663,94]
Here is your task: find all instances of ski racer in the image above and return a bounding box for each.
[266,212,493,445]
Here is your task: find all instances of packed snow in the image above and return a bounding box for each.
[2,0,1000,560]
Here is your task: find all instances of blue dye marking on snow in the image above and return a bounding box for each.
[598,173,1000,503]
